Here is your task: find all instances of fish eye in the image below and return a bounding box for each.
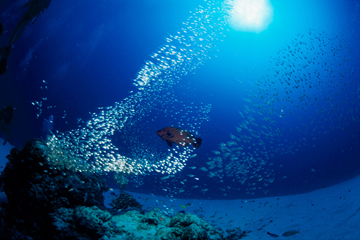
[166,132,174,138]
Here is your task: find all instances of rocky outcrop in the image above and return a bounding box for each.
[0,139,246,239]
[51,206,225,240]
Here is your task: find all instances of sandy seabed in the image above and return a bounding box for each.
[114,176,360,240]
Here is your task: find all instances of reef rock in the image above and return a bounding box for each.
[0,139,240,239]
[0,139,108,211]
[0,139,109,238]
[51,207,224,240]
[52,206,112,239]
[111,191,143,211]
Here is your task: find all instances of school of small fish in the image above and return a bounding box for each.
[41,0,359,200]
[43,0,227,176]
[190,28,360,196]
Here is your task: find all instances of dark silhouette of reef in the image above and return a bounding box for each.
[110,191,143,212]
[0,139,247,239]
[0,139,108,239]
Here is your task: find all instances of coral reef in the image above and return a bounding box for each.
[111,191,143,211]
[0,138,246,239]
[51,206,112,239]
[225,227,248,240]
[0,139,109,238]
[51,207,225,240]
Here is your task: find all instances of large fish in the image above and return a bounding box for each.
[156,127,202,149]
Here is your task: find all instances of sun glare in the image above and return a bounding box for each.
[226,0,274,33]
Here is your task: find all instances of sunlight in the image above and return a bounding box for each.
[226,0,274,33]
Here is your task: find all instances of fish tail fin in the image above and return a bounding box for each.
[166,140,173,148]
[192,138,202,149]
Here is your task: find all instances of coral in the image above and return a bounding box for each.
[111,191,142,211]
[51,207,74,232]
[52,206,112,239]
[225,227,248,239]
[50,207,226,240]
[0,138,242,240]
[143,210,170,226]
[168,212,223,240]
[109,210,156,239]
[106,210,224,240]
[74,206,112,232]
[0,139,109,238]
[0,139,109,210]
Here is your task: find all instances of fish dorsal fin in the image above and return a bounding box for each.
[166,140,173,148]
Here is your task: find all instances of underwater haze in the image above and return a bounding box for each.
[0,0,359,202]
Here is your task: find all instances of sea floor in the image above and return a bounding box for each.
[1,143,359,239]
[105,175,360,240]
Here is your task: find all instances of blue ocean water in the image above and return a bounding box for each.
[0,0,359,201]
